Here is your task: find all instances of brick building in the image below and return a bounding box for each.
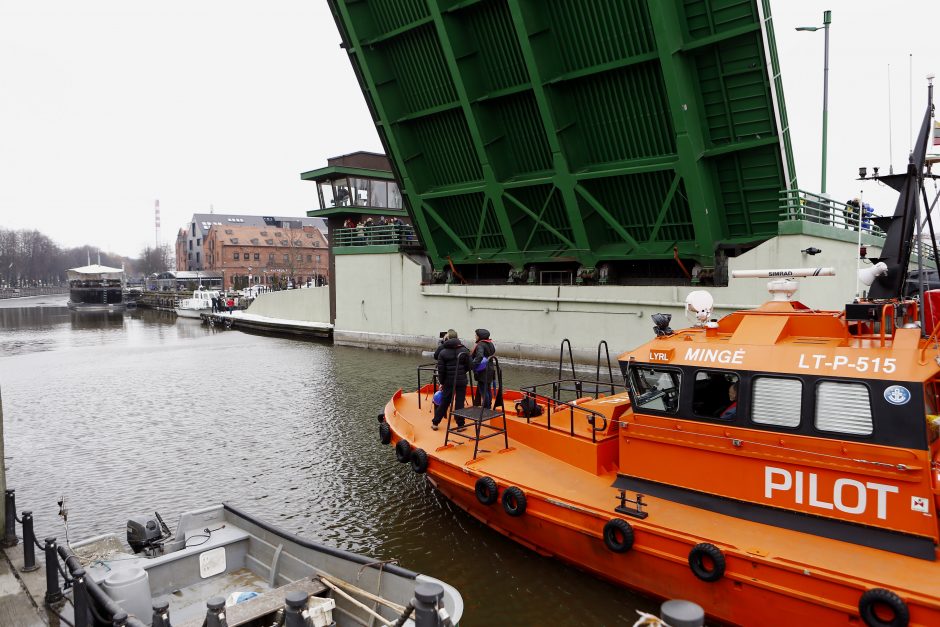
[202,223,328,291]
[176,213,326,272]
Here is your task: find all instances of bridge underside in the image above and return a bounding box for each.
[328,0,797,280]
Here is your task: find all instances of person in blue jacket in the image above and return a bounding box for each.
[470,328,497,409]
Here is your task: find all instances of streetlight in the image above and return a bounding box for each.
[796,10,832,194]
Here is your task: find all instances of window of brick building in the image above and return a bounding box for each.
[234,253,239,260]
[253,253,259,261]
[268,253,274,261]
[307,255,312,262]
[283,254,289,263]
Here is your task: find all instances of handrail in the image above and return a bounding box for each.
[332,224,419,248]
[519,380,613,442]
[555,339,577,398]
[595,340,616,396]
[778,188,886,237]
[415,363,439,410]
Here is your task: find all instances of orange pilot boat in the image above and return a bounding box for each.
[378,89,940,626]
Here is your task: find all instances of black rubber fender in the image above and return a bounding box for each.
[394,439,411,463]
[502,486,527,517]
[378,422,391,445]
[410,448,428,474]
[475,476,498,505]
[602,518,634,553]
[688,542,725,582]
[859,588,909,627]
[377,412,386,423]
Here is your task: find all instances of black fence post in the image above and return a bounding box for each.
[21,510,39,572]
[205,596,228,627]
[2,489,17,547]
[284,590,309,627]
[152,598,171,627]
[413,581,444,627]
[72,567,90,627]
[43,537,63,606]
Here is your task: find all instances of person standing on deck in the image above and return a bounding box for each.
[433,329,469,430]
[470,328,496,409]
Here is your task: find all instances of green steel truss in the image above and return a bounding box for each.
[328,0,797,271]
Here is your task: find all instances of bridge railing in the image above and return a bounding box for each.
[332,225,421,249]
[778,189,884,236]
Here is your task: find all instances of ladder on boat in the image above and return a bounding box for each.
[445,356,508,459]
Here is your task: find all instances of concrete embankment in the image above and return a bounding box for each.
[244,231,878,365]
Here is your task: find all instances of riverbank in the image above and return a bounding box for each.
[0,544,45,627]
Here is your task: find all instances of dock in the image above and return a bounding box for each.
[200,311,332,340]
[0,544,48,627]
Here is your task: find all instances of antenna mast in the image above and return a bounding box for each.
[888,64,894,175]
[154,200,161,250]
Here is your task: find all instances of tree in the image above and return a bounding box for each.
[136,244,171,277]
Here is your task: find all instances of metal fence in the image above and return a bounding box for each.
[778,189,883,235]
[333,224,421,249]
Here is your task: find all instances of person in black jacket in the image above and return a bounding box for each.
[433,329,469,430]
[470,328,496,408]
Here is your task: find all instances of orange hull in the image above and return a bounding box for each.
[383,388,940,626]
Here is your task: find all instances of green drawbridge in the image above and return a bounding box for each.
[327,0,797,282]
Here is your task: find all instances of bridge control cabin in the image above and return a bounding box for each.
[615,295,940,561]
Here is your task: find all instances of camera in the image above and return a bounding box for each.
[439,331,446,338]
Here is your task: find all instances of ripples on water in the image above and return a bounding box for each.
[0,297,653,625]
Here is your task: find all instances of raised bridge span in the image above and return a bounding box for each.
[327,0,797,282]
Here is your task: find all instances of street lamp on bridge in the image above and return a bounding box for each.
[796,10,833,194]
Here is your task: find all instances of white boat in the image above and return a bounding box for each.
[63,503,463,626]
[175,287,220,319]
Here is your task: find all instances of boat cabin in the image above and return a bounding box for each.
[617,297,940,560]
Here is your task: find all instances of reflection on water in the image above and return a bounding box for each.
[0,301,653,626]
[69,311,126,331]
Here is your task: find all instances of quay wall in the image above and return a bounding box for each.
[325,233,882,364]
[248,286,330,322]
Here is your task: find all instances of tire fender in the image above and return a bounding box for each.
[689,542,725,582]
[410,448,429,474]
[859,588,909,627]
[602,518,634,553]
[502,486,527,517]
[475,477,498,505]
[394,439,411,463]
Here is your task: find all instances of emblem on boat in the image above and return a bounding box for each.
[883,385,911,406]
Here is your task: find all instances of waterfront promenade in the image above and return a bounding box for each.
[0,543,45,626]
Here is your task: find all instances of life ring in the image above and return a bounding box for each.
[378,422,391,445]
[603,518,634,553]
[502,486,527,517]
[689,542,725,582]
[377,412,386,423]
[410,448,428,474]
[859,588,909,627]
[475,477,498,505]
[395,439,411,463]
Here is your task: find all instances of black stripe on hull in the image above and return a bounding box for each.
[612,474,936,561]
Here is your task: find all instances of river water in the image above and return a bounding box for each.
[0,296,655,625]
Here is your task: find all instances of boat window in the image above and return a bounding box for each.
[692,371,740,420]
[751,377,802,428]
[815,381,872,436]
[629,366,680,414]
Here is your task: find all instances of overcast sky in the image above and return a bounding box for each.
[0,1,935,257]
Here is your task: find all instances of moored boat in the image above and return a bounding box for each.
[379,88,940,626]
[176,287,220,318]
[67,264,126,313]
[63,502,462,626]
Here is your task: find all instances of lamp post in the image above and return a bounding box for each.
[796,10,832,194]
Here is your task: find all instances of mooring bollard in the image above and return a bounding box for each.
[284,590,309,627]
[152,598,171,627]
[413,581,444,627]
[72,567,90,627]
[21,510,39,572]
[43,537,63,606]
[3,489,17,547]
[206,595,228,627]
[112,610,128,626]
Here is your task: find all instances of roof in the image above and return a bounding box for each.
[67,264,124,275]
[188,214,327,235]
[205,224,328,248]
